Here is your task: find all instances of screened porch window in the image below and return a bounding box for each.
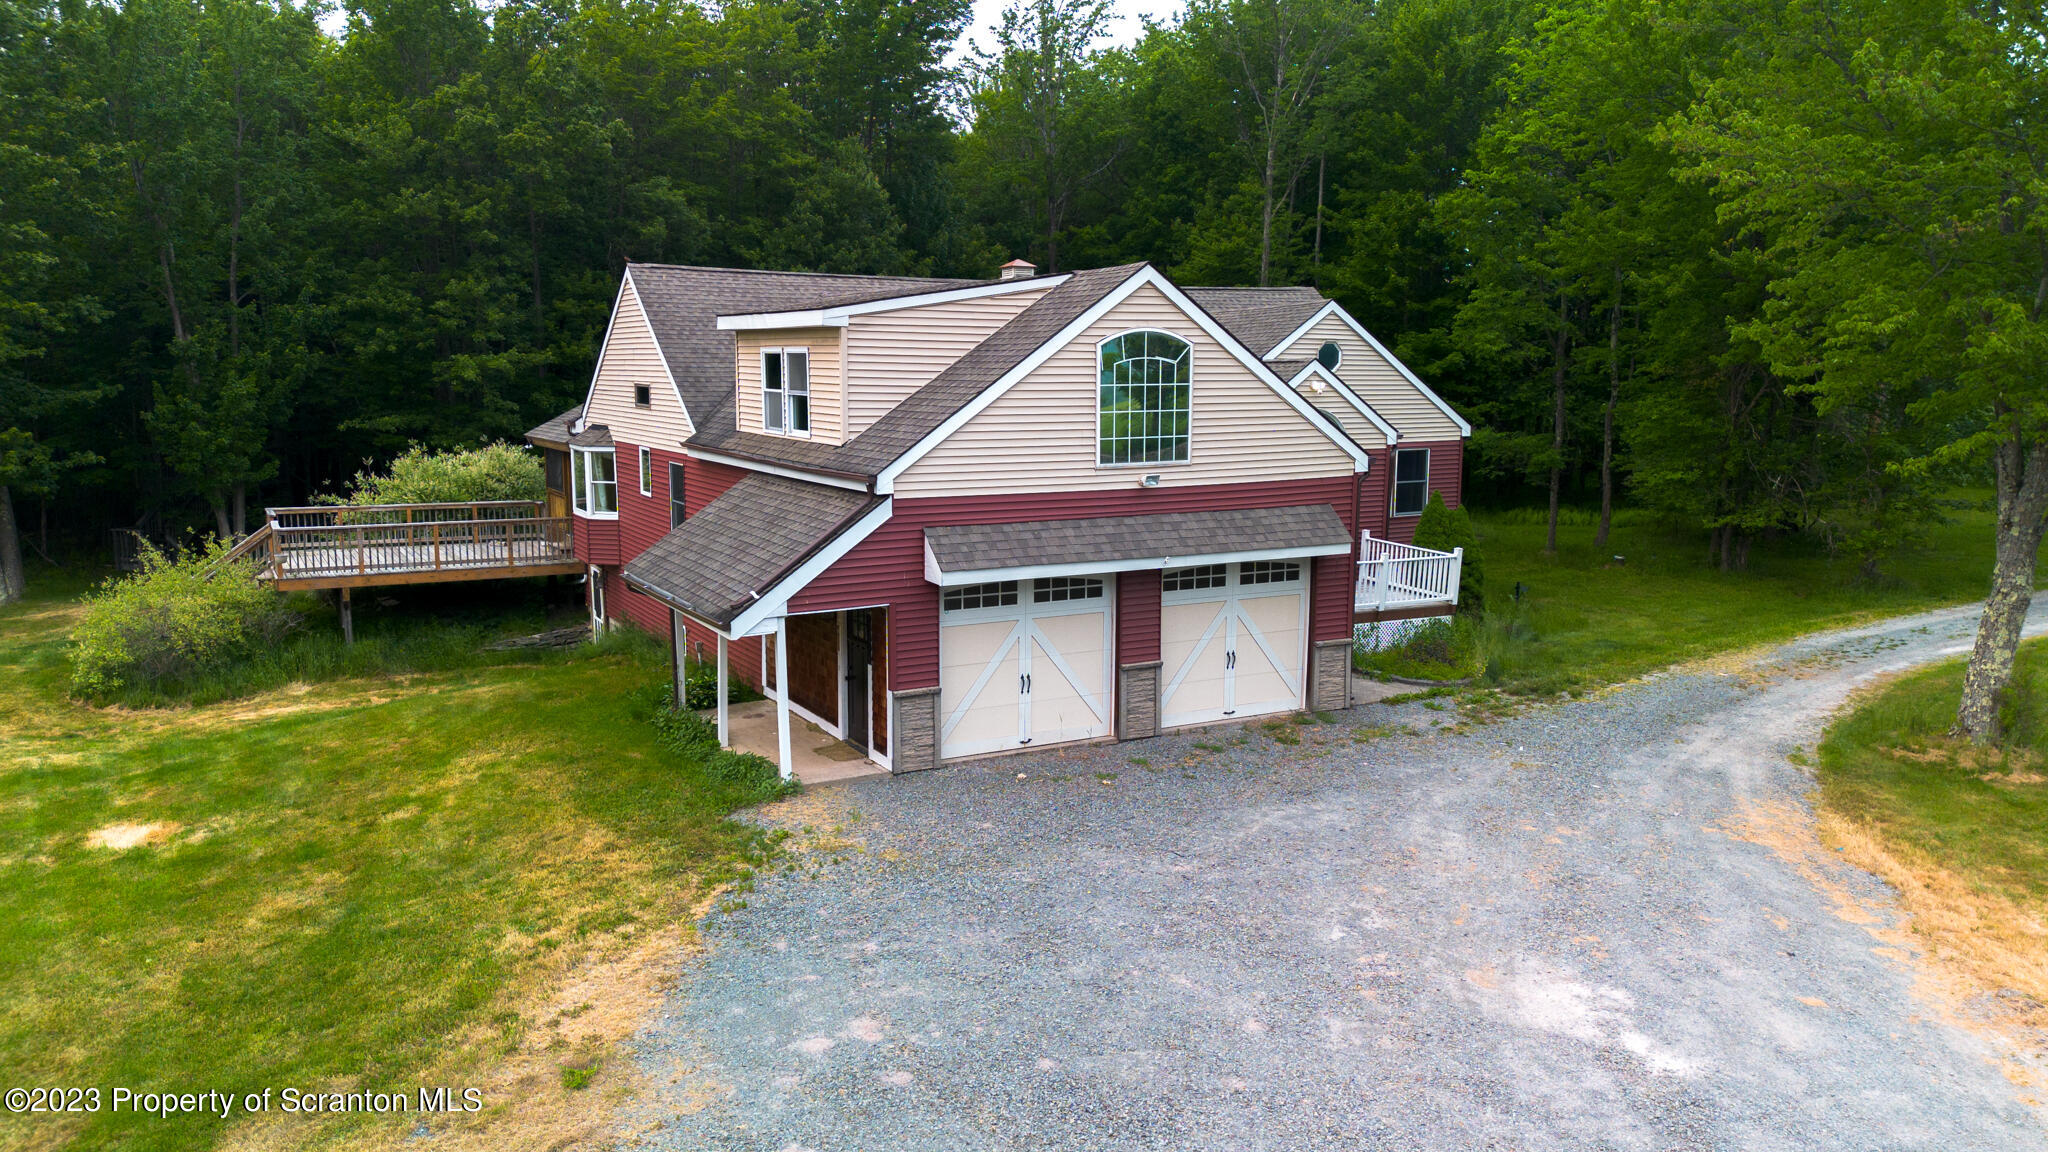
[1098,330,1191,465]
[571,447,617,517]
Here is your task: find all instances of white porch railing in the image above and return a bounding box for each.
[1355,532,1463,613]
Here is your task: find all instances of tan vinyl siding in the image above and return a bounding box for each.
[587,277,694,446]
[1284,313,1464,441]
[734,327,845,444]
[842,288,1052,437]
[895,284,1355,497]
[1296,381,1388,450]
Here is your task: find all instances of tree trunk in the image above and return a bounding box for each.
[1954,435,2048,742]
[1260,134,1278,287]
[0,485,23,603]
[1596,281,1621,549]
[232,481,247,538]
[210,490,232,541]
[1545,295,1569,555]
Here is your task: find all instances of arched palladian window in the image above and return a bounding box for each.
[1098,330,1191,465]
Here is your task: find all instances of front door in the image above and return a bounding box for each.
[844,610,871,753]
[1159,561,1306,728]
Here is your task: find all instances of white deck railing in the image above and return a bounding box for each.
[1355,532,1462,612]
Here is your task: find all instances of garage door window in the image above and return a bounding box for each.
[944,581,1019,611]
[1034,576,1104,603]
[1163,564,1227,591]
[1239,560,1301,585]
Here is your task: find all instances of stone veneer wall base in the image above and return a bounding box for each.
[890,686,941,773]
[1310,639,1352,712]
[1118,661,1162,740]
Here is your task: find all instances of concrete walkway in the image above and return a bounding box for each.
[714,699,888,787]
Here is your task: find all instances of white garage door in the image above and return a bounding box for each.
[939,577,1114,760]
[1160,561,1306,729]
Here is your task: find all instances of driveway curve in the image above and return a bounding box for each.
[626,603,2048,1150]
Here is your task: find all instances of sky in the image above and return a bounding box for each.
[948,0,1187,65]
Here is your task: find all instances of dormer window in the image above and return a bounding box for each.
[1098,330,1191,465]
[762,349,810,435]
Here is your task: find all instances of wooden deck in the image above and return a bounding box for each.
[233,502,581,591]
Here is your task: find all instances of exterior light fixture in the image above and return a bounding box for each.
[1141,474,1162,487]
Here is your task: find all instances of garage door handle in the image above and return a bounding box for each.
[1226,650,1236,669]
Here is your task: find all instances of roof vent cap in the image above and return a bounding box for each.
[999,258,1037,281]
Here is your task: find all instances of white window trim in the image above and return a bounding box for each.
[1095,327,1194,469]
[759,347,812,438]
[1161,561,1304,605]
[638,446,653,497]
[1391,447,1431,518]
[571,445,619,520]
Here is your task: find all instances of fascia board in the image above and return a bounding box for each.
[1143,272,1372,473]
[715,275,1071,331]
[1288,363,1400,447]
[1270,300,1472,438]
[580,270,694,435]
[874,266,1369,494]
[686,448,871,492]
[726,497,895,637]
[927,541,1351,587]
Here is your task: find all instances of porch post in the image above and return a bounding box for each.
[773,615,793,781]
[716,633,730,748]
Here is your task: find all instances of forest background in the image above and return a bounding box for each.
[1,0,2041,603]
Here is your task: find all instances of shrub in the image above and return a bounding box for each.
[648,687,799,804]
[680,659,759,709]
[1353,616,1479,682]
[71,541,301,697]
[1411,491,1485,613]
[326,442,544,506]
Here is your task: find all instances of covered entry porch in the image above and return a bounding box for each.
[672,606,892,787]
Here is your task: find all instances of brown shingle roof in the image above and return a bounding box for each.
[1184,286,1328,356]
[687,263,1147,479]
[625,264,980,430]
[620,473,882,628]
[924,503,1352,577]
[524,406,583,448]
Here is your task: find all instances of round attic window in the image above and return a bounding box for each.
[1316,341,1341,369]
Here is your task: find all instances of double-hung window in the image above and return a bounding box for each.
[1392,448,1430,516]
[571,447,617,517]
[669,462,687,528]
[1098,330,1191,465]
[762,349,810,435]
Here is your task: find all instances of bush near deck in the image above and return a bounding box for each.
[0,575,779,1152]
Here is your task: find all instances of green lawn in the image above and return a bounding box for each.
[1819,641,2048,906]
[0,574,775,1151]
[1815,641,2048,1015]
[1468,500,2038,692]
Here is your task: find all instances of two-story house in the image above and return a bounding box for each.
[526,259,1470,779]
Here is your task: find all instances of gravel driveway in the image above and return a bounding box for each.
[624,603,2048,1150]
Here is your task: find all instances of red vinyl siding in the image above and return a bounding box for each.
[1117,569,1161,665]
[574,515,620,566]
[787,476,1360,691]
[1381,440,1464,545]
